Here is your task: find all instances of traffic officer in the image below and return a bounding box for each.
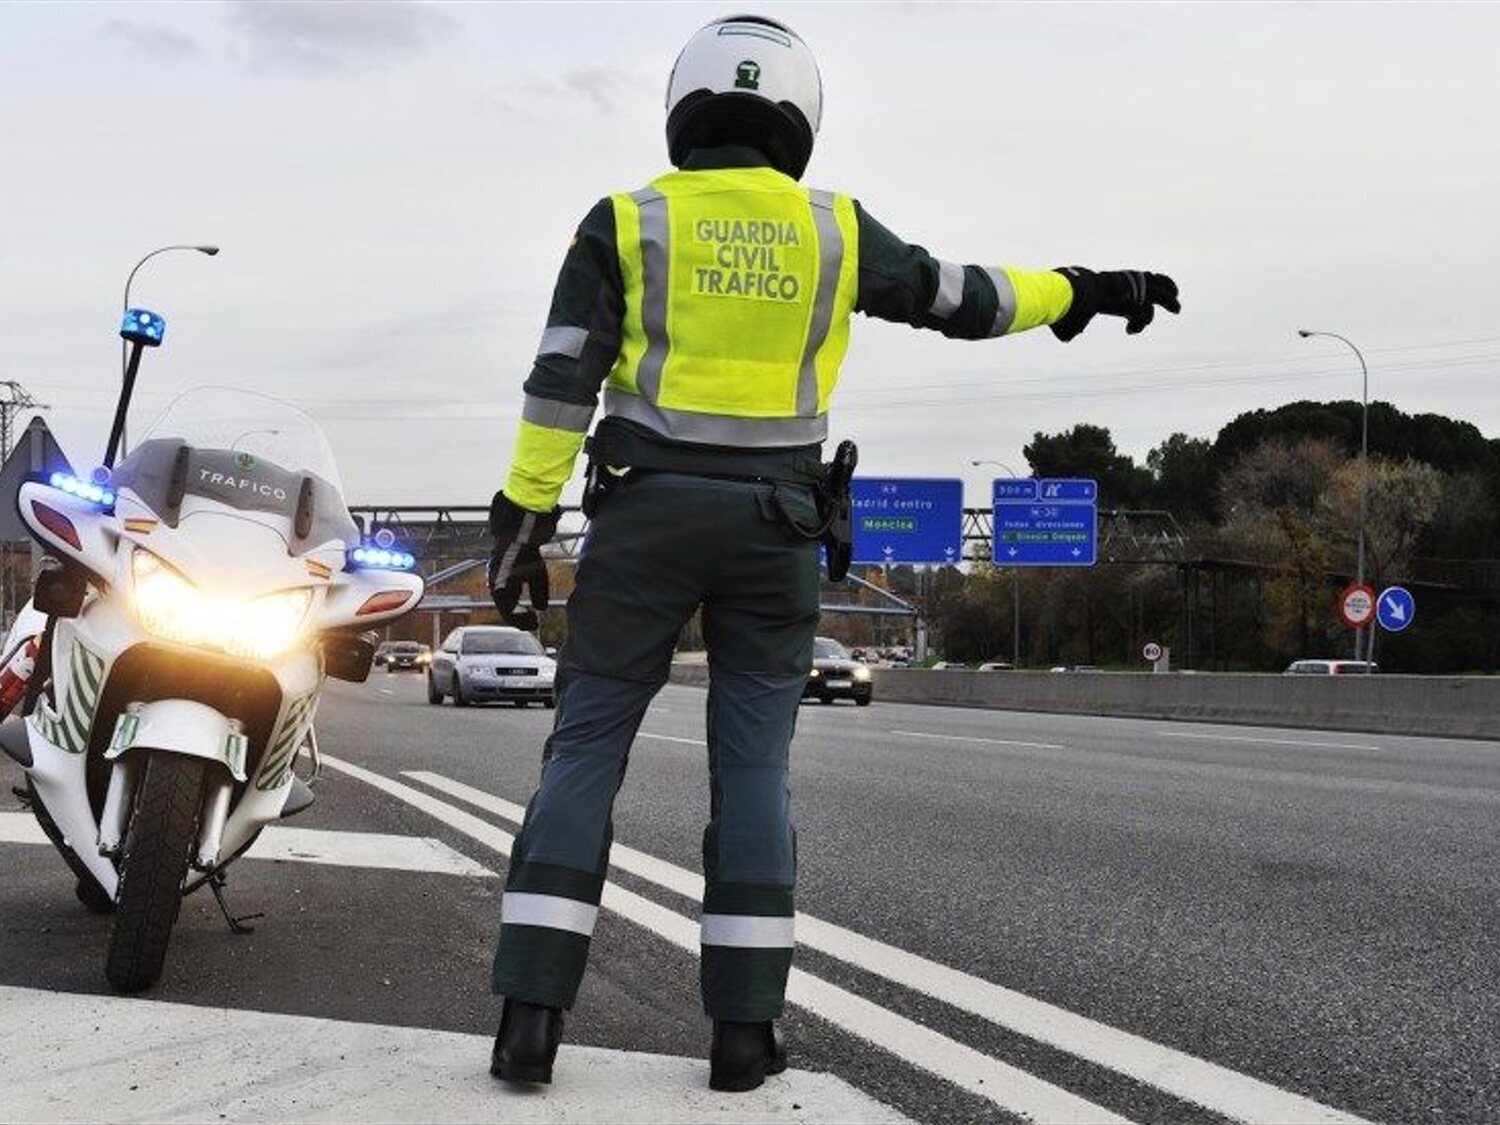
[487,14,1180,1092]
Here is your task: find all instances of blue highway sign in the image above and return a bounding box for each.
[1376,586,1415,632]
[850,478,964,564]
[992,478,1098,567]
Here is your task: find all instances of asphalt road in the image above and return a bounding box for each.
[3,674,1498,1123]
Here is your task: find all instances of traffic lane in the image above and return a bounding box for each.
[327,678,1500,1123]
[0,734,994,1125]
[733,697,1500,1125]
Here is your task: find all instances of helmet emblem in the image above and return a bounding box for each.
[734,60,761,90]
[235,452,256,470]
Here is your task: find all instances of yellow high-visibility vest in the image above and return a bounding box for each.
[607,166,860,447]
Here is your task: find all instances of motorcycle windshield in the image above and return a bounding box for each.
[113,388,358,553]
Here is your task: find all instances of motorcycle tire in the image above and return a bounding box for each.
[28,780,115,914]
[452,678,470,708]
[105,753,207,993]
[427,674,443,705]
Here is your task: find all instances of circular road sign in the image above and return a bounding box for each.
[1143,642,1163,663]
[1340,584,1376,629]
[1376,586,1415,632]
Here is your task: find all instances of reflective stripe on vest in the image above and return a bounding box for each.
[608,168,860,448]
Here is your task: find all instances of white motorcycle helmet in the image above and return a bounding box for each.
[665,15,823,180]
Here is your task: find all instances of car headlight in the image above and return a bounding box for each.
[132,550,313,662]
[808,668,821,678]
[853,665,871,682]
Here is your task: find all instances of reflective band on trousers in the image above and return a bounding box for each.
[700,913,797,949]
[983,266,1019,337]
[537,325,589,360]
[929,259,965,319]
[501,891,599,936]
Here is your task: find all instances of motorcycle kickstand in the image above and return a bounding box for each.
[206,871,264,935]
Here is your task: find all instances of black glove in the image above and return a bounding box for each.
[488,492,561,631]
[1050,267,1180,342]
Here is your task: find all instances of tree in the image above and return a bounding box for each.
[1023,424,1152,507]
[1219,436,1346,657]
[1320,457,1444,587]
[1146,432,1219,525]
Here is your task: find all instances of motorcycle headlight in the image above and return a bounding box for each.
[132,550,313,662]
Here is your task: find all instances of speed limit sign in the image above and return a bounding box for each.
[1142,641,1163,663]
[1340,584,1376,629]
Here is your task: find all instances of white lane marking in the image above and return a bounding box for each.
[408,770,1368,1125]
[0,985,904,1124]
[890,729,1068,751]
[638,732,707,747]
[0,813,46,845]
[248,826,493,877]
[322,757,1122,1124]
[1155,731,1379,752]
[0,813,490,878]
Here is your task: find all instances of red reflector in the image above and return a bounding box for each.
[31,501,80,550]
[357,590,411,616]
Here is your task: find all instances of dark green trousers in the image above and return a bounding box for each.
[491,472,820,1020]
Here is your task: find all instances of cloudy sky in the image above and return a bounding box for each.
[5,1,1500,507]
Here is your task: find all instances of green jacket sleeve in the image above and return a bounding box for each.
[503,199,625,512]
[852,202,1073,339]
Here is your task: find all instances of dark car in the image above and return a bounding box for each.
[379,641,431,672]
[804,637,872,706]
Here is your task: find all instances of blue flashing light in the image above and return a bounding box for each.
[349,544,416,571]
[49,472,115,508]
[120,307,167,348]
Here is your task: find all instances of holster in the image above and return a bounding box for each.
[580,437,618,519]
[766,439,858,582]
[819,440,858,582]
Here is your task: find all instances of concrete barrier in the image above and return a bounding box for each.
[667,662,1500,739]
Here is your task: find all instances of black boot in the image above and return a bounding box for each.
[709,1020,787,1092]
[491,998,564,1084]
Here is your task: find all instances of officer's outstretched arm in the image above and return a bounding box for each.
[852,203,1178,342]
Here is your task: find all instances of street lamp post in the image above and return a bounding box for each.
[1298,329,1370,664]
[971,458,1025,667]
[120,245,219,454]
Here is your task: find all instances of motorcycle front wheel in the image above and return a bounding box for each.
[105,752,207,993]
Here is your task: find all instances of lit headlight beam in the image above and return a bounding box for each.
[132,550,313,661]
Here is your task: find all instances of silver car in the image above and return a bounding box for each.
[427,626,557,708]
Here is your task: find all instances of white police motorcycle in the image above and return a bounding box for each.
[1,308,423,991]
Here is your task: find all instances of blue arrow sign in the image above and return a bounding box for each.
[1376,586,1415,632]
[992,478,1097,567]
[850,478,964,564]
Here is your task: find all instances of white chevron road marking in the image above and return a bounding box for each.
[0,813,492,877]
[403,768,1368,1125]
[320,755,1127,1124]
